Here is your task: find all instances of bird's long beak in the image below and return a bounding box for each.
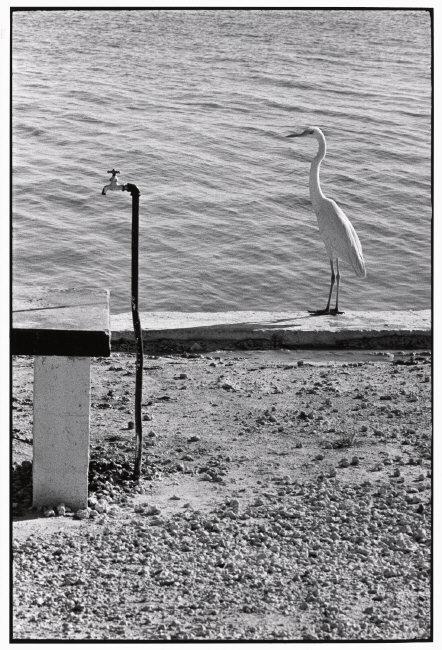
[286,132,305,138]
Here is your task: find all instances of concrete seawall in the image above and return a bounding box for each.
[111,309,431,352]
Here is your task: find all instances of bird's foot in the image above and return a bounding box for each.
[329,308,344,315]
[308,308,331,316]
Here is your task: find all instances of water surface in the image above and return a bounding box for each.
[12,9,431,313]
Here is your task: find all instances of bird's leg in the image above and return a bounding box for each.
[309,260,335,316]
[325,259,336,312]
[330,259,344,315]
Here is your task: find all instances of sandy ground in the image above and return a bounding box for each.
[12,349,431,641]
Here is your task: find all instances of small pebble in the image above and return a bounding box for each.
[94,500,108,514]
[74,508,90,520]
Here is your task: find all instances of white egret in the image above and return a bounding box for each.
[287,126,366,315]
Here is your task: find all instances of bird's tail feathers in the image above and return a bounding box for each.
[352,250,366,278]
[346,224,366,278]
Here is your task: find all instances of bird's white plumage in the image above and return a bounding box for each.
[316,198,366,278]
[287,125,366,313]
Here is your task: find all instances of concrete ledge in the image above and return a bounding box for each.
[13,288,111,357]
[111,309,431,352]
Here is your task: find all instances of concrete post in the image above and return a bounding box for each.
[32,356,91,510]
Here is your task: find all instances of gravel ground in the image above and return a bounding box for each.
[12,349,431,641]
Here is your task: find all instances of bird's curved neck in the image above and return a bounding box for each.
[309,133,326,208]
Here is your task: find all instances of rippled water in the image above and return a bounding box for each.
[12,9,431,314]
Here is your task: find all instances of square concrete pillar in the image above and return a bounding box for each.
[32,356,91,510]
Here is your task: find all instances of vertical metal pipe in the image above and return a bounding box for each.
[101,172,144,480]
[125,183,144,480]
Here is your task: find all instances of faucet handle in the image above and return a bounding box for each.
[107,169,120,177]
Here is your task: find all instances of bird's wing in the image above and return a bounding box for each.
[320,199,366,278]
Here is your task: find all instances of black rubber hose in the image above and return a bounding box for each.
[124,183,144,480]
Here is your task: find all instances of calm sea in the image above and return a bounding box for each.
[12,9,431,314]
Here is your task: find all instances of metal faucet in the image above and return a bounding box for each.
[102,169,125,195]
